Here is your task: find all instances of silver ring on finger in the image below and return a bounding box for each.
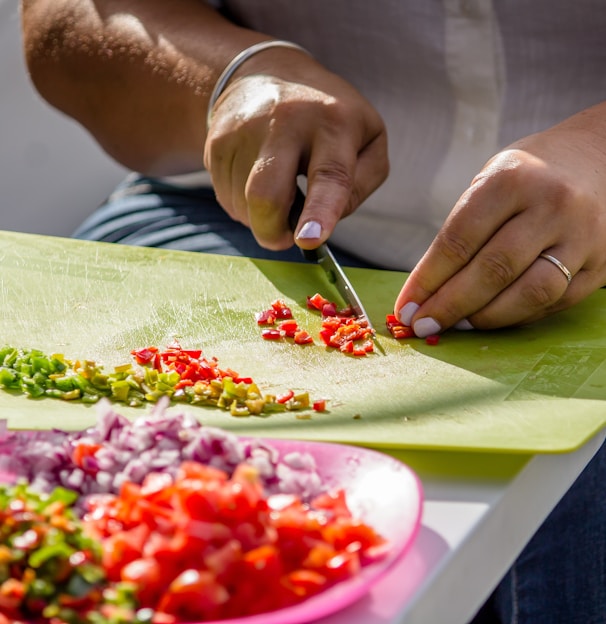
[539,253,572,284]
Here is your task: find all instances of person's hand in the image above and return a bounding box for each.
[394,102,606,336]
[203,48,388,251]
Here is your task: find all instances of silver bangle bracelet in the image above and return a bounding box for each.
[206,39,311,130]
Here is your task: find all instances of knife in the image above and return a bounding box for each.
[288,187,374,330]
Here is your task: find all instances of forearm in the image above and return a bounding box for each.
[20,0,269,175]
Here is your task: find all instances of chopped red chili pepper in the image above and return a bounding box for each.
[425,334,440,346]
[294,330,314,345]
[278,319,299,338]
[261,329,282,340]
[337,305,356,318]
[270,299,294,319]
[256,309,277,325]
[312,399,327,412]
[307,293,332,311]
[385,314,415,339]
[321,302,337,317]
[131,347,158,365]
[276,389,295,404]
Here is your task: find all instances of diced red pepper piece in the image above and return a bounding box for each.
[278,319,299,338]
[181,349,202,359]
[256,309,277,325]
[425,334,440,345]
[131,347,158,365]
[339,340,354,354]
[312,399,327,412]
[319,328,334,346]
[307,293,332,311]
[276,389,294,404]
[270,299,294,319]
[361,340,374,353]
[234,377,253,384]
[385,314,400,328]
[337,305,355,318]
[261,329,282,340]
[294,330,314,345]
[391,325,415,339]
[386,315,415,339]
[174,379,195,390]
[321,302,337,317]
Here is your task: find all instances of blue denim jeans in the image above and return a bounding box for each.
[74,174,606,624]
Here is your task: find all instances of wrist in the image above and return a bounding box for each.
[206,39,311,129]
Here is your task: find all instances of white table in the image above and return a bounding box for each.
[318,429,605,624]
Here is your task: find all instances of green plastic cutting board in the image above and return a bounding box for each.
[1,230,605,454]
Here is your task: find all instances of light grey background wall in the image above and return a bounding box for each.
[0,2,127,237]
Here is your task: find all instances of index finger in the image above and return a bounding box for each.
[295,129,389,248]
[394,161,525,322]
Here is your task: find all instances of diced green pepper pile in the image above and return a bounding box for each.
[0,345,314,417]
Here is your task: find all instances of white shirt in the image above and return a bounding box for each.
[209,0,606,270]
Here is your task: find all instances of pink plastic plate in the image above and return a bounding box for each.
[192,438,424,624]
[1,438,423,624]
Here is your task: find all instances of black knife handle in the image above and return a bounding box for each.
[288,186,320,263]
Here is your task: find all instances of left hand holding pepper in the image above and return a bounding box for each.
[394,102,606,336]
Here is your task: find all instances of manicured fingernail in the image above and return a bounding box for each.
[398,302,419,326]
[413,317,441,338]
[454,318,474,331]
[297,221,322,239]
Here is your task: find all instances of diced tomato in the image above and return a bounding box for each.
[312,489,350,517]
[101,524,149,581]
[79,455,387,621]
[71,442,103,471]
[285,568,327,598]
[120,557,164,607]
[157,569,229,621]
[322,550,361,583]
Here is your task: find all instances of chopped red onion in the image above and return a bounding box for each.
[0,398,324,508]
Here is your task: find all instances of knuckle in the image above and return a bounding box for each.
[435,230,474,266]
[310,159,354,192]
[476,251,517,289]
[519,281,559,310]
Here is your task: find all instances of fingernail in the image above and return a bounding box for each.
[297,220,322,239]
[454,318,474,331]
[397,302,419,326]
[413,317,441,338]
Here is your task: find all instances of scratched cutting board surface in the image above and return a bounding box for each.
[1,230,606,454]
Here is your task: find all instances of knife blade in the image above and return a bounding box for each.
[288,187,374,330]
